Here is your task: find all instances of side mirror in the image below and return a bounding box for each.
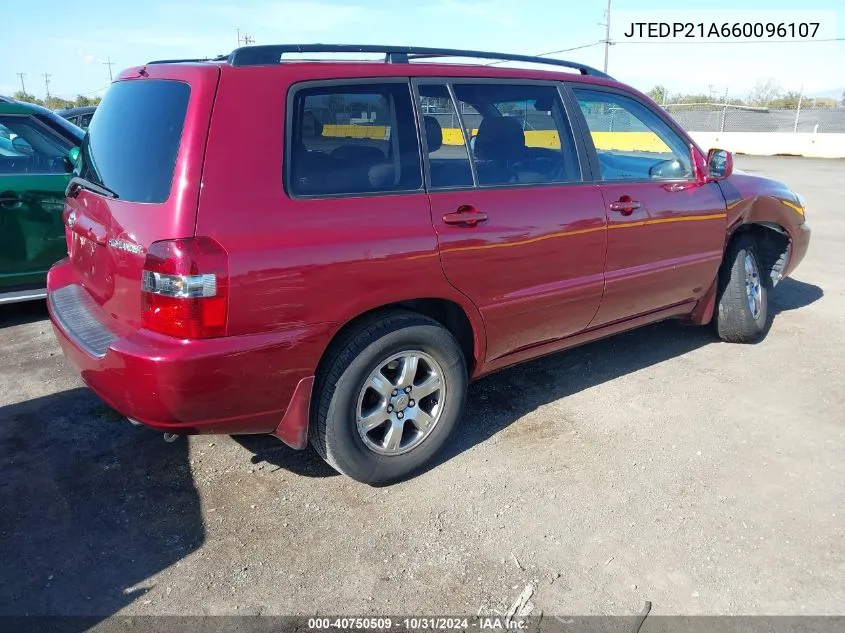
[64,147,80,174]
[707,148,733,180]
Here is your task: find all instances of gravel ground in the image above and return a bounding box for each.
[0,156,842,621]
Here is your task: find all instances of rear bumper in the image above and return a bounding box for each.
[785,222,811,278]
[47,260,328,443]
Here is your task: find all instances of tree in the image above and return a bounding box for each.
[13,91,42,105]
[770,91,802,109]
[747,78,783,107]
[647,85,668,105]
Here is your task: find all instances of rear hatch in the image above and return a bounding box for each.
[64,63,220,330]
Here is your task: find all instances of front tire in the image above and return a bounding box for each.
[715,234,769,343]
[310,311,467,484]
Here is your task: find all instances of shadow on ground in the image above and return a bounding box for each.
[0,299,49,329]
[0,388,204,619]
[239,277,823,479]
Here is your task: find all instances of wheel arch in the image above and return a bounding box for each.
[316,297,486,382]
[728,221,791,288]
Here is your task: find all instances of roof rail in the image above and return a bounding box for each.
[147,55,227,65]
[225,44,613,79]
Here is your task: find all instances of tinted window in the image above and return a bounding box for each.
[0,115,73,175]
[573,88,693,181]
[452,83,580,186]
[288,83,422,196]
[418,84,474,189]
[79,113,93,130]
[80,80,190,203]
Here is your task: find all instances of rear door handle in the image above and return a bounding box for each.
[442,205,488,227]
[608,199,641,215]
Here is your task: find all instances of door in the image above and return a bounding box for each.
[0,114,73,292]
[415,80,607,361]
[571,87,727,327]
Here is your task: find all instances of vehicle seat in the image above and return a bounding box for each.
[291,111,335,194]
[473,117,526,185]
[425,115,473,188]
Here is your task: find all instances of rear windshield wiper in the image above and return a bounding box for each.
[66,176,119,199]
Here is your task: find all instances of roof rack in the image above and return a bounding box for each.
[223,44,612,79]
[147,55,228,65]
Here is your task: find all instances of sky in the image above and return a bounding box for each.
[1,0,842,102]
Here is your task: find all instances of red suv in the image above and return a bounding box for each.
[48,45,810,484]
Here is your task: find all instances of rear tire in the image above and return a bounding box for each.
[310,311,467,484]
[715,234,769,343]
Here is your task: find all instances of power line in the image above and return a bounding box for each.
[486,41,603,66]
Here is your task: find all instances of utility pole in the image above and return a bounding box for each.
[43,73,51,102]
[16,72,26,96]
[236,28,255,46]
[103,58,114,82]
[602,0,612,73]
[707,84,715,100]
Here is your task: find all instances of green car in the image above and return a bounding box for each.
[0,96,84,304]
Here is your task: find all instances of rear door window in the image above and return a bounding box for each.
[79,80,190,203]
[433,83,582,187]
[287,82,422,196]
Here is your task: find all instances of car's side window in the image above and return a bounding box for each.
[451,83,581,187]
[287,82,422,197]
[0,115,72,175]
[417,84,475,189]
[79,113,93,130]
[572,88,693,182]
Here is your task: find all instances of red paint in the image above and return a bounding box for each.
[272,376,314,450]
[48,58,810,447]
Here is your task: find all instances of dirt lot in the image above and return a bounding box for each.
[1,156,843,620]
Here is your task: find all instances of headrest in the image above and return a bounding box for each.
[473,117,525,160]
[424,116,442,152]
[302,111,323,138]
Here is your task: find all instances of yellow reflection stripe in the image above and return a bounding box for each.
[608,212,727,230]
[780,199,804,216]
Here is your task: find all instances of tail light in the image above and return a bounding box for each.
[141,237,229,339]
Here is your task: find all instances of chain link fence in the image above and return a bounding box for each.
[664,104,845,133]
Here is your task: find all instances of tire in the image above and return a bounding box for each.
[715,234,769,343]
[310,310,467,484]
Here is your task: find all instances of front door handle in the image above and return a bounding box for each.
[608,197,641,216]
[442,205,488,227]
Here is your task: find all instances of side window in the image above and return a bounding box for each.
[417,84,474,189]
[79,113,93,130]
[288,83,422,197]
[572,88,693,181]
[0,115,72,175]
[452,83,580,186]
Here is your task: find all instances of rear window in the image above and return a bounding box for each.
[287,82,422,197]
[80,80,190,203]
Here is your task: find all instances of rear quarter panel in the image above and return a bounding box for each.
[196,66,487,373]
